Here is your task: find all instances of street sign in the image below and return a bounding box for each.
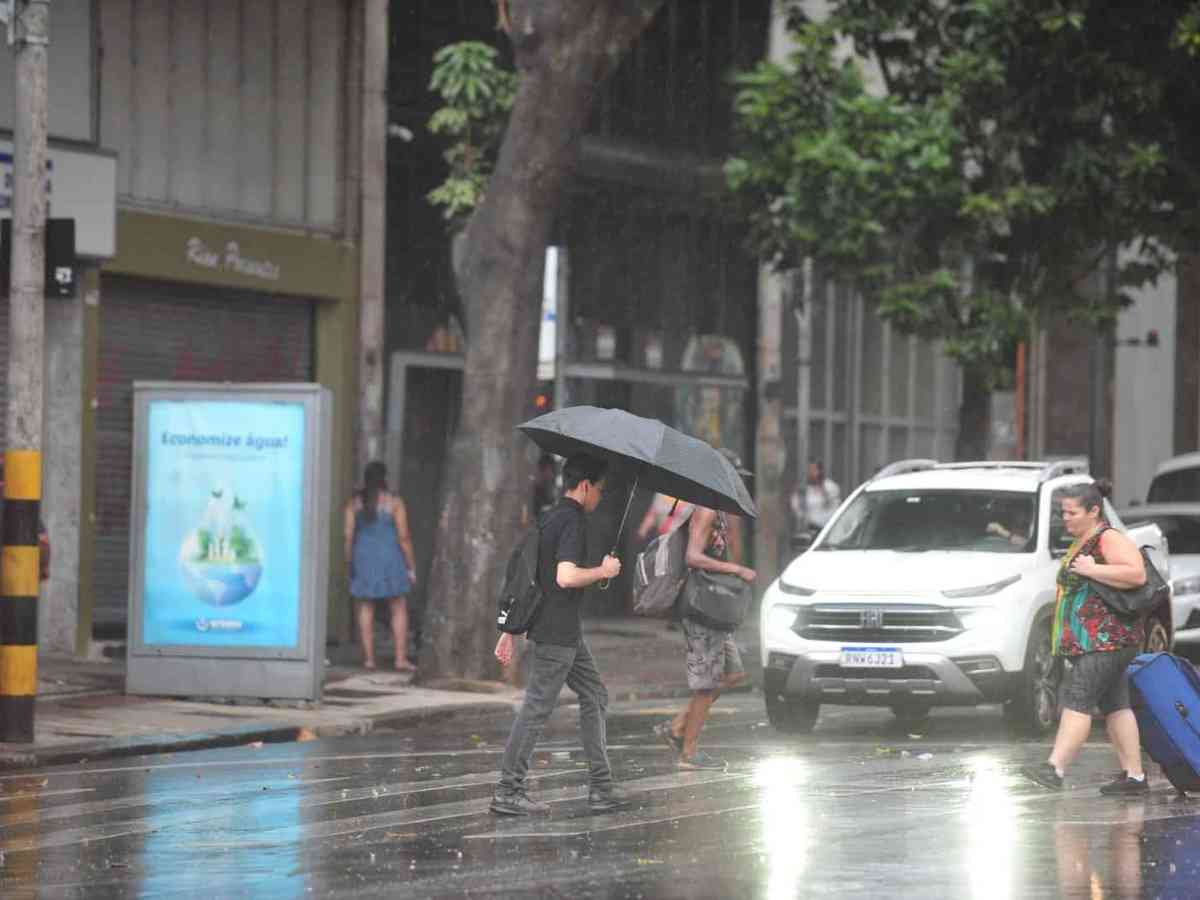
[0,138,117,258]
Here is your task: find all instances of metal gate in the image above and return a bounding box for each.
[94,276,315,631]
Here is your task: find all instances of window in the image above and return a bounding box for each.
[1137,514,1200,555]
[820,490,1037,553]
[1148,467,1200,503]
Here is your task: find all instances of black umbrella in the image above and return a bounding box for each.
[518,406,757,549]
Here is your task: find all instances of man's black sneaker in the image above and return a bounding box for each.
[654,721,684,755]
[1100,773,1149,796]
[490,791,551,816]
[589,784,635,813]
[1021,763,1064,790]
[678,750,727,771]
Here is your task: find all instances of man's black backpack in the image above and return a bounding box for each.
[496,513,551,635]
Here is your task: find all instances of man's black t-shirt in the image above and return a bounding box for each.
[528,498,587,647]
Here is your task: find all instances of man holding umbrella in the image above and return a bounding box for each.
[491,454,630,817]
[494,408,758,816]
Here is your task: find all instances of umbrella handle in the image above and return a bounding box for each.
[598,544,619,592]
[598,470,640,592]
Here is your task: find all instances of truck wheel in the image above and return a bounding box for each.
[1144,618,1170,654]
[765,692,819,734]
[1004,615,1059,736]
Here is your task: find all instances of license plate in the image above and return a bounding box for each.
[840,647,902,668]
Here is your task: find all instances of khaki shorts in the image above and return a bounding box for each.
[682,617,744,692]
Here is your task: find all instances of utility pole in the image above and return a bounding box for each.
[1,0,49,743]
[356,0,388,475]
[793,259,813,541]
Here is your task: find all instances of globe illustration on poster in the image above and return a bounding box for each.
[178,488,264,607]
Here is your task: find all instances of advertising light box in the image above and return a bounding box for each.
[127,384,332,701]
[142,400,305,648]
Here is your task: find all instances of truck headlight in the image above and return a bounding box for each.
[767,604,802,635]
[942,575,1021,599]
[779,581,816,597]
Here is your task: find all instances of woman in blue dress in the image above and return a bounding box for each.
[343,461,417,671]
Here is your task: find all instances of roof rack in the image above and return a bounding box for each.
[936,461,1044,471]
[1039,458,1090,482]
[871,458,939,481]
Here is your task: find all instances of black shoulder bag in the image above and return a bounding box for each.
[1087,547,1169,619]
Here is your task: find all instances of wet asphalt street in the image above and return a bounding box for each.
[4,694,1200,899]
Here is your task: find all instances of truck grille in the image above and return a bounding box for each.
[794,604,962,644]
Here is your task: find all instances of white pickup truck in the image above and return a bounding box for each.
[759,460,1171,735]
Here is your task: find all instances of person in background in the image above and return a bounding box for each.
[986,497,1035,548]
[531,453,558,520]
[791,459,841,535]
[343,461,417,672]
[655,450,755,770]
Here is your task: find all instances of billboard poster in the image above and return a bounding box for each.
[141,399,306,648]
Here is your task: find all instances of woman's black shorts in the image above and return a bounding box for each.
[1059,647,1140,716]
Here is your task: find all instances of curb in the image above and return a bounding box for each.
[0,699,518,773]
[0,683,758,772]
[0,723,303,772]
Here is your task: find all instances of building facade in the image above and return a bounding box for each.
[2,0,379,652]
[1027,252,1198,509]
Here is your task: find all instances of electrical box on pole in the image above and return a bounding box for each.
[1,218,77,298]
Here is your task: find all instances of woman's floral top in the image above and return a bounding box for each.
[1052,524,1144,656]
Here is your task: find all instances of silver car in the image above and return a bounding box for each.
[1120,503,1200,656]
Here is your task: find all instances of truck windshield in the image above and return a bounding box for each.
[818,490,1038,553]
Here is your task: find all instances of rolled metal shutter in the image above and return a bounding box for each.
[94,276,315,631]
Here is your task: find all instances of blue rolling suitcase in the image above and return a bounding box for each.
[1128,652,1200,794]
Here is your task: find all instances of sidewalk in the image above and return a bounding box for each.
[0,617,759,771]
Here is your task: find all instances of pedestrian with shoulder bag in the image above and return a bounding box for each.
[654,450,756,771]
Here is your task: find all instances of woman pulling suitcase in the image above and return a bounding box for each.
[1022,480,1150,794]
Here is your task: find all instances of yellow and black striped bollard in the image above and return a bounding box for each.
[1,449,41,742]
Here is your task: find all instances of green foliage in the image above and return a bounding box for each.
[727,1,1200,379]
[427,42,518,229]
[228,526,258,563]
[194,529,212,561]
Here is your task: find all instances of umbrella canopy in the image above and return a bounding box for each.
[518,406,757,519]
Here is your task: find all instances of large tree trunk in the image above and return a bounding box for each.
[419,0,664,681]
[955,365,992,461]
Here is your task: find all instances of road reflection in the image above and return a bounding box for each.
[0,776,42,897]
[964,756,1018,900]
[1055,799,1146,899]
[136,756,307,897]
[755,756,811,900]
